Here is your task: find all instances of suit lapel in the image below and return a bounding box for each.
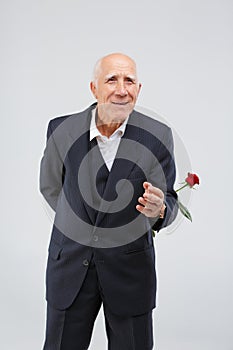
[66,104,97,225]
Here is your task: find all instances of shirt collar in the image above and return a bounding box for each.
[89,108,129,141]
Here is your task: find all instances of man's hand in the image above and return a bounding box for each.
[136,182,164,218]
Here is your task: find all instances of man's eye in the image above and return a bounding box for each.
[126,78,134,84]
[107,77,116,83]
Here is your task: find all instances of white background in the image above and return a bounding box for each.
[1,0,233,349]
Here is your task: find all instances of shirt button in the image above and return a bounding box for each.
[93,235,98,242]
[82,259,89,267]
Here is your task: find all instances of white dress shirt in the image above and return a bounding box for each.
[89,109,129,171]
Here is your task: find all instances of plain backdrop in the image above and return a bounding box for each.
[1,0,232,349]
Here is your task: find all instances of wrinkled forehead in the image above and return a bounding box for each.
[100,57,138,78]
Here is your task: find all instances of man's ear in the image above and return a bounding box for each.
[137,83,142,97]
[90,81,97,99]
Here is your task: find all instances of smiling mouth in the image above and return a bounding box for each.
[111,102,129,105]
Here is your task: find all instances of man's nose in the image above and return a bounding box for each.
[115,81,128,96]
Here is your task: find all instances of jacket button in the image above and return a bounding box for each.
[82,259,89,267]
[93,235,98,242]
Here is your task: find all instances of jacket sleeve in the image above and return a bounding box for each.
[149,126,178,232]
[39,120,65,211]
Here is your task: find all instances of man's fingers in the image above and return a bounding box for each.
[136,204,153,214]
[143,193,162,205]
[138,196,161,212]
[138,197,147,206]
[143,182,164,199]
[138,197,154,211]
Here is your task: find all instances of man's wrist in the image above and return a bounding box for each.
[159,203,166,219]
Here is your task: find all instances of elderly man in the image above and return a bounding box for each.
[40,53,178,350]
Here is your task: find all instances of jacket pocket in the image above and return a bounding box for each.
[125,245,152,255]
[48,240,63,260]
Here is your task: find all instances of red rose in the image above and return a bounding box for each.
[172,171,200,224]
[185,173,200,187]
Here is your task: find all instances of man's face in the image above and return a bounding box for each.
[90,54,141,123]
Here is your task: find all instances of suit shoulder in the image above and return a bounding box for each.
[49,112,82,130]
[46,114,77,139]
[132,109,172,134]
[47,103,96,136]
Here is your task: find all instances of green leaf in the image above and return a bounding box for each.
[178,200,192,222]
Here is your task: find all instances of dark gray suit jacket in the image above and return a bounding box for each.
[40,103,178,316]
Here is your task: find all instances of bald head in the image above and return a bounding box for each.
[92,53,139,86]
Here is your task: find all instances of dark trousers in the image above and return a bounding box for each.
[43,260,153,350]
